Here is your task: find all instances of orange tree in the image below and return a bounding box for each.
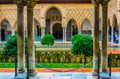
[41,34,55,46]
[71,34,93,65]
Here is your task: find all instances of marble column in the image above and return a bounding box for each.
[64,28,66,42]
[101,0,109,72]
[16,0,25,73]
[35,26,37,37]
[41,27,45,38]
[62,27,67,42]
[11,29,15,36]
[27,0,37,76]
[50,25,52,34]
[62,28,65,42]
[78,28,81,34]
[111,27,114,43]
[92,0,100,76]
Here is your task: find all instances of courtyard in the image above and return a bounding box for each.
[0,0,120,79]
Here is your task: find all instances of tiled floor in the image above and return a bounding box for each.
[0,72,120,79]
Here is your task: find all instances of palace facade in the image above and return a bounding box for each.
[0,0,119,43]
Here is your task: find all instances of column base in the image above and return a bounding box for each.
[29,69,38,77]
[102,68,108,72]
[92,69,98,76]
[18,69,25,73]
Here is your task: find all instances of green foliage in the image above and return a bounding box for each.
[2,35,18,58]
[71,34,93,65]
[71,34,84,44]
[71,34,93,56]
[2,34,27,61]
[41,34,55,46]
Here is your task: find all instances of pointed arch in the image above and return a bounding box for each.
[1,19,11,31]
[34,18,41,41]
[45,7,62,34]
[112,14,117,27]
[81,18,92,36]
[111,14,118,43]
[108,18,112,42]
[66,18,78,41]
[44,6,64,19]
[112,15,118,33]
[52,23,63,40]
[0,19,12,41]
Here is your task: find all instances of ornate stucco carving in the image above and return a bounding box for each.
[0,1,118,30]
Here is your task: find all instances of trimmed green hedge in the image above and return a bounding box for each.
[41,34,55,46]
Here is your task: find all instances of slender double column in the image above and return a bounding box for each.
[16,0,25,73]
[92,0,100,76]
[101,0,109,72]
[63,27,66,42]
[27,0,37,76]
[41,27,45,38]
[11,29,15,36]
[78,28,81,34]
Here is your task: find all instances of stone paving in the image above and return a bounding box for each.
[0,72,120,79]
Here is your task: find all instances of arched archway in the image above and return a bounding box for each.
[66,19,78,41]
[0,19,11,41]
[45,7,62,35]
[34,19,41,41]
[108,19,111,42]
[1,29,5,41]
[112,15,118,43]
[52,23,62,40]
[81,19,92,36]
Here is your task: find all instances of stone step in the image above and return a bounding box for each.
[72,74,87,79]
[14,73,27,79]
[9,73,40,79]
[99,72,111,78]
[53,73,89,79]
[53,73,72,79]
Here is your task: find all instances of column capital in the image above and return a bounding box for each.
[62,26,66,29]
[100,0,109,5]
[92,0,101,5]
[14,0,27,6]
[27,0,38,8]
[41,26,45,29]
